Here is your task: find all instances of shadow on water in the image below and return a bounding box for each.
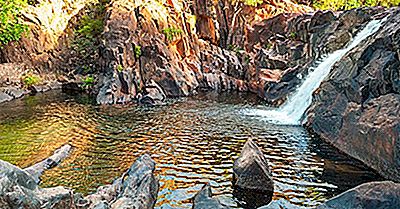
[0,90,383,209]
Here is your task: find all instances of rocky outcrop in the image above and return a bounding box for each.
[317,181,400,209]
[232,139,274,208]
[85,154,159,209]
[192,183,228,209]
[253,7,387,105]
[306,8,400,181]
[0,154,159,209]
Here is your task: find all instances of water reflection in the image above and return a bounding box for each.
[0,91,382,208]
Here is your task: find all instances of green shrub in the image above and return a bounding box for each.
[134,45,141,58]
[81,75,95,88]
[0,0,29,46]
[117,64,123,72]
[22,74,40,87]
[162,27,182,41]
[289,32,297,39]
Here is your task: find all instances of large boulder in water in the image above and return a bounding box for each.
[317,181,400,209]
[232,139,274,208]
[233,139,274,193]
[192,183,228,209]
[306,8,400,181]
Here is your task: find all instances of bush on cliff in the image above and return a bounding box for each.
[313,0,400,11]
[0,0,28,47]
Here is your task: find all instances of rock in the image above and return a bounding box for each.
[317,181,400,209]
[306,9,400,181]
[139,80,167,106]
[24,144,72,184]
[0,91,13,103]
[86,154,159,209]
[192,183,227,209]
[233,139,274,193]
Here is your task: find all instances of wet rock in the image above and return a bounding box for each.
[306,9,400,181]
[139,80,167,106]
[24,144,72,184]
[192,183,227,209]
[317,181,400,209]
[233,139,274,193]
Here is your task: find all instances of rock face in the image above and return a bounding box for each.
[0,154,159,209]
[306,8,400,182]
[192,183,228,209]
[317,181,400,209]
[138,80,167,106]
[233,139,274,193]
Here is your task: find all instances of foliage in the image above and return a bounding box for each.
[312,0,400,11]
[289,32,297,39]
[81,75,95,88]
[76,16,103,40]
[117,64,123,72]
[243,0,263,7]
[0,0,29,46]
[22,74,40,87]
[162,27,183,41]
[134,45,141,58]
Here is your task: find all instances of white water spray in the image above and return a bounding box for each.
[245,17,386,125]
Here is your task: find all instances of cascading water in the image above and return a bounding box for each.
[245,17,386,125]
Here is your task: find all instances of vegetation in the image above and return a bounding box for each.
[243,0,263,6]
[81,75,95,88]
[117,64,123,72]
[0,0,29,46]
[289,32,297,40]
[162,27,183,41]
[312,0,400,11]
[134,45,141,58]
[22,74,40,87]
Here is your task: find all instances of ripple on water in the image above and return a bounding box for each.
[0,91,382,208]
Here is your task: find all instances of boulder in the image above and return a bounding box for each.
[86,154,159,209]
[317,181,400,209]
[192,183,228,209]
[233,139,274,193]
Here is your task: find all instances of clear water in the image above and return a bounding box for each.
[244,17,386,125]
[0,91,381,208]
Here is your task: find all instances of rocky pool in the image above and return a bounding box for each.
[0,91,381,208]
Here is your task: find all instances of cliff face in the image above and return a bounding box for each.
[306,8,400,181]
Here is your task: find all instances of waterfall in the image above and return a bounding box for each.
[245,17,386,125]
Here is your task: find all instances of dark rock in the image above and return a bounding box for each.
[306,10,400,181]
[233,139,274,193]
[192,183,227,209]
[139,80,167,106]
[317,181,400,209]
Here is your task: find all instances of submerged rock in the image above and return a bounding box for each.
[233,139,274,193]
[317,181,400,209]
[192,183,228,209]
